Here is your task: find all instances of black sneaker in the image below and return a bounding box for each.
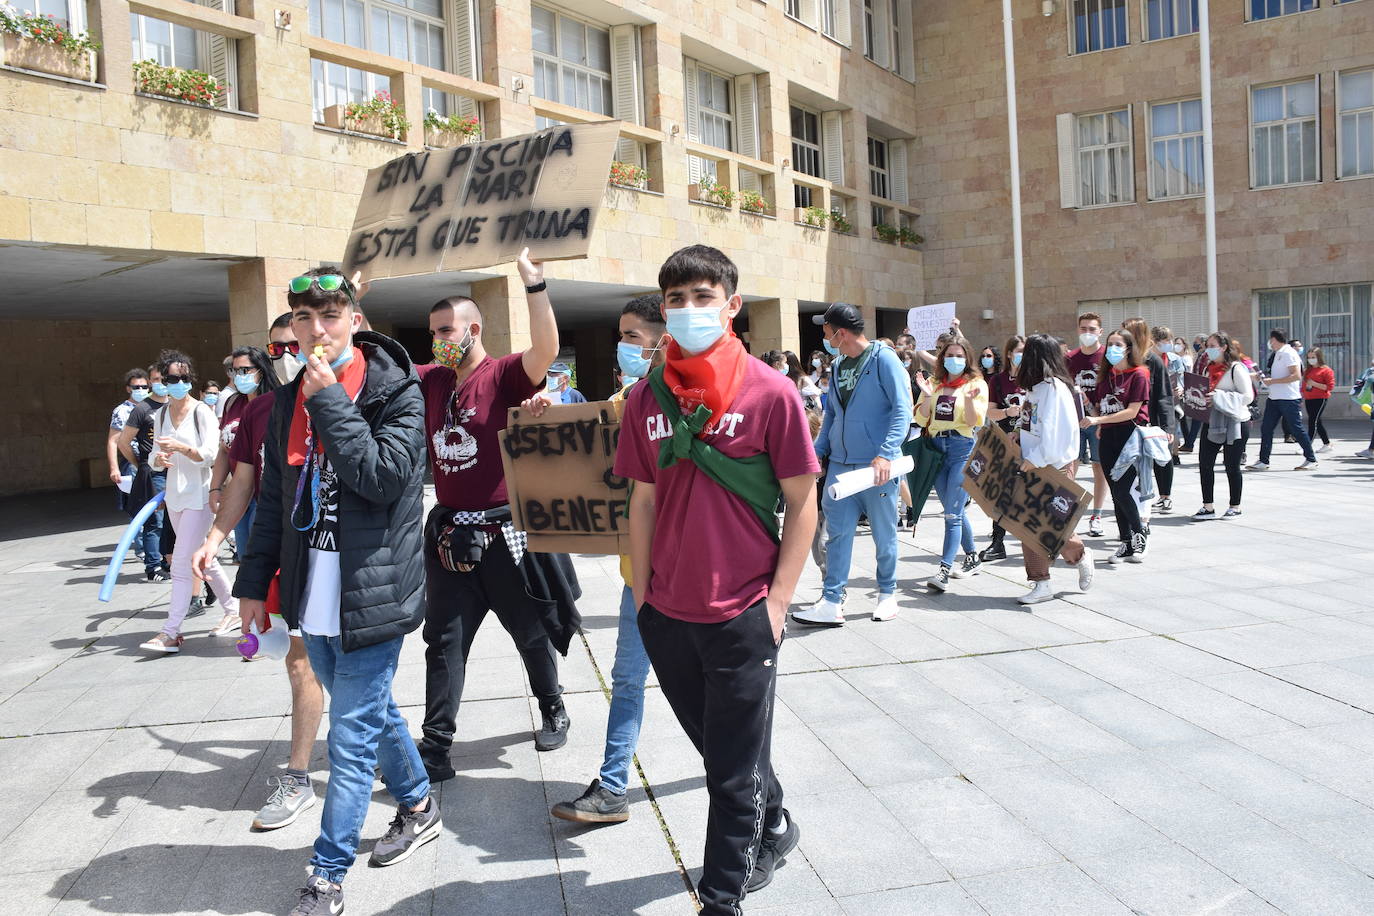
[927,565,951,592]
[1193,507,1217,520]
[978,543,1007,562]
[1156,497,1172,513]
[1109,543,1133,566]
[418,743,456,784]
[746,809,800,893]
[1126,533,1147,564]
[368,797,442,867]
[551,779,629,824]
[291,875,344,916]
[535,702,571,752]
[186,597,206,618]
[952,554,982,579]
[145,568,170,583]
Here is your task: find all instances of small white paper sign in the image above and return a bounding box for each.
[906,302,957,350]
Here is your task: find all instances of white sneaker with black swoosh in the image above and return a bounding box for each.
[368,796,442,867]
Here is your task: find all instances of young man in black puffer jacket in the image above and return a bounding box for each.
[234,268,435,916]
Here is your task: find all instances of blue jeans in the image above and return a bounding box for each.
[1258,398,1316,463]
[233,498,256,556]
[820,463,900,602]
[138,471,166,573]
[598,585,653,795]
[302,634,429,884]
[931,434,976,567]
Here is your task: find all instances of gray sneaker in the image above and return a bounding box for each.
[551,779,630,824]
[186,597,206,618]
[291,875,343,916]
[368,797,441,867]
[252,774,316,831]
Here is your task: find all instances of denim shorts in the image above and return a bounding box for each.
[1079,426,1101,465]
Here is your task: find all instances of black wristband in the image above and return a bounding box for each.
[524,280,547,294]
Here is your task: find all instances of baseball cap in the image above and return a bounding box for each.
[549,362,571,375]
[812,302,864,333]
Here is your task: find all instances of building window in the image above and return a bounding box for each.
[791,105,823,207]
[785,0,800,16]
[1338,69,1374,179]
[1251,78,1318,188]
[862,0,875,60]
[1149,98,1204,198]
[868,136,890,200]
[1145,0,1197,40]
[821,0,838,35]
[890,0,901,67]
[1248,0,1315,21]
[34,0,83,30]
[309,0,448,113]
[531,5,612,117]
[1077,109,1134,205]
[1073,0,1128,54]
[688,63,734,181]
[130,13,201,72]
[1258,285,1374,386]
[871,202,891,229]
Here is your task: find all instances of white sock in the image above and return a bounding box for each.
[768,813,788,835]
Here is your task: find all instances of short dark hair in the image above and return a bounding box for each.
[230,345,280,392]
[658,245,738,299]
[1269,328,1288,344]
[123,367,148,386]
[156,349,196,386]
[270,311,293,331]
[430,295,479,316]
[287,266,355,311]
[622,293,665,327]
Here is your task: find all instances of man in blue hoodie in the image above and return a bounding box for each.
[792,303,912,625]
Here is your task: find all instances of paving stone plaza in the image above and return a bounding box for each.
[2,427,1373,915]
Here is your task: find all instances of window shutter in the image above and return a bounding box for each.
[195,25,237,110]
[798,0,818,26]
[890,139,908,204]
[735,74,761,192]
[872,0,891,68]
[832,0,852,45]
[896,0,914,79]
[610,24,642,162]
[1056,112,1078,208]
[822,109,845,185]
[450,0,480,118]
[684,57,701,184]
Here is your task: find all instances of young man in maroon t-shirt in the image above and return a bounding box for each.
[1065,311,1108,536]
[615,246,819,914]
[417,248,580,784]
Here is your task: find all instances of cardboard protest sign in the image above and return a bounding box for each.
[499,400,630,556]
[343,121,622,281]
[1182,371,1211,422]
[962,424,1089,561]
[906,302,957,350]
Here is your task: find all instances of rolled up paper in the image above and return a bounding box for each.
[827,454,915,501]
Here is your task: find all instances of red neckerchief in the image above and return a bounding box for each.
[288,347,366,466]
[1206,360,1228,388]
[662,332,749,434]
[940,372,972,390]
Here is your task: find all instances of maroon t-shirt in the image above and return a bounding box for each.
[1066,347,1103,412]
[988,370,1025,432]
[1093,365,1151,426]
[422,353,540,511]
[614,359,821,624]
[227,391,276,498]
[218,392,252,450]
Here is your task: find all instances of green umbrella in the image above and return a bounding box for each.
[902,433,943,525]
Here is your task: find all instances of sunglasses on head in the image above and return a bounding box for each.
[289,274,355,299]
[162,374,189,385]
[267,341,303,358]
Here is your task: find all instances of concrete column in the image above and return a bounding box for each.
[747,297,800,355]
[641,24,690,197]
[480,0,536,138]
[228,257,307,347]
[471,274,526,357]
[92,0,134,92]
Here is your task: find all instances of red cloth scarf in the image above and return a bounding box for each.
[1206,360,1229,389]
[288,347,366,466]
[662,332,749,434]
[940,372,972,390]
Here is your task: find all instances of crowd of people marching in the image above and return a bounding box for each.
[100,244,1373,916]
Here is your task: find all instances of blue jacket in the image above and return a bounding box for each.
[814,343,912,465]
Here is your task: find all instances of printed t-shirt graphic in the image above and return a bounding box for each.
[1066,349,1101,405]
[308,453,340,553]
[934,393,958,422]
[421,354,541,512]
[1094,366,1150,425]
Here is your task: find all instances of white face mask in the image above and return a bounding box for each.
[1079,332,1100,349]
[274,352,304,384]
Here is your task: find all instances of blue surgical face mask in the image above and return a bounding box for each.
[166,381,192,400]
[1012,352,1023,368]
[1158,342,1174,354]
[822,336,839,357]
[617,341,652,380]
[1105,345,1126,366]
[811,357,821,368]
[203,393,219,406]
[944,356,967,376]
[980,356,995,371]
[151,381,168,398]
[665,304,727,354]
[776,364,789,375]
[233,372,259,395]
[1205,346,1223,362]
[546,375,563,392]
[131,388,150,403]
[329,348,353,371]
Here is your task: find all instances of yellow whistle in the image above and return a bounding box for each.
[313,345,326,359]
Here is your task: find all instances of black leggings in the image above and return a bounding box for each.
[1153,454,1174,498]
[1198,423,1249,507]
[1097,423,1144,541]
[1304,399,1330,445]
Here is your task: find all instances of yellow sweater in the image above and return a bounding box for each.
[915,378,989,437]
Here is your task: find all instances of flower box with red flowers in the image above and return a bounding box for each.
[132,59,229,108]
[0,8,100,82]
